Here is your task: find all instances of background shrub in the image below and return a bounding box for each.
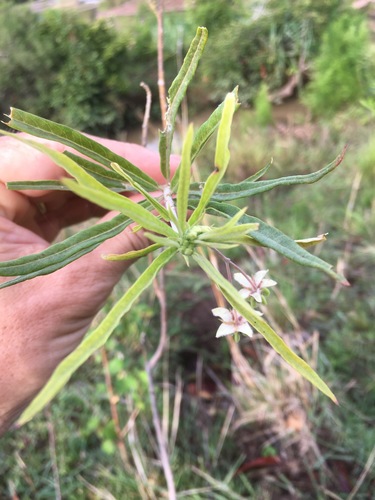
[304,12,375,115]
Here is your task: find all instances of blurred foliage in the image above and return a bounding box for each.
[304,12,375,115]
[254,82,273,126]
[0,4,185,136]
[189,0,349,104]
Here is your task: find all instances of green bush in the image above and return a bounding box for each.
[0,4,186,135]
[304,12,374,115]
[189,0,345,104]
[0,7,131,134]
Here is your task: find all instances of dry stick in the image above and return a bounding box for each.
[347,444,375,500]
[140,82,152,148]
[44,406,62,500]
[149,0,167,128]
[145,270,176,499]
[125,400,154,500]
[143,2,176,497]
[331,170,363,300]
[169,370,183,456]
[100,347,130,471]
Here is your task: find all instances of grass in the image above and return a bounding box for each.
[1,103,374,498]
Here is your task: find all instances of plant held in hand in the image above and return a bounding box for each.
[0,27,347,425]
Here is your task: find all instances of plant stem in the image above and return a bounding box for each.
[140,82,152,148]
[155,0,167,127]
[101,347,130,471]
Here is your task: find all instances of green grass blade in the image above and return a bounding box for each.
[5,108,158,191]
[206,202,348,284]
[0,215,130,288]
[17,247,177,424]
[176,124,194,231]
[193,253,338,403]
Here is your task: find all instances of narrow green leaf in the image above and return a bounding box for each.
[176,124,194,230]
[159,26,208,180]
[63,178,176,239]
[296,234,328,248]
[193,253,338,403]
[18,247,177,424]
[3,133,175,239]
[245,160,273,182]
[110,162,170,220]
[188,150,346,202]
[0,215,129,287]
[205,202,348,284]
[102,243,162,261]
[168,27,208,104]
[5,108,158,191]
[7,180,67,191]
[65,152,129,192]
[170,88,240,191]
[188,92,237,226]
[215,92,236,171]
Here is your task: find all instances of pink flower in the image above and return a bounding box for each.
[234,270,277,303]
[212,307,253,338]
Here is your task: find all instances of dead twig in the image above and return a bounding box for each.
[45,405,62,500]
[100,347,130,471]
[140,82,152,148]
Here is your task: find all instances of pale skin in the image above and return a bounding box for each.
[0,133,178,436]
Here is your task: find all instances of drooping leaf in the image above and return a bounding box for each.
[188,149,346,202]
[205,202,348,284]
[18,247,177,424]
[194,253,338,403]
[0,215,129,288]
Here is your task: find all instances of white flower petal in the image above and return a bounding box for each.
[216,323,236,338]
[239,288,251,299]
[251,291,263,303]
[253,269,269,284]
[233,273,251,287]
[261,278,277,288]
[212,307,232,321]
[238,322,253,337]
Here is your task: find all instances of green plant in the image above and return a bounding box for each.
[254,83,273,126]
[0,27,348,427]
[304,12,374,115]
[0,5,185,135]
[189,0,346,104]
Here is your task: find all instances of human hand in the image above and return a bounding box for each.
[0,133,178,435]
